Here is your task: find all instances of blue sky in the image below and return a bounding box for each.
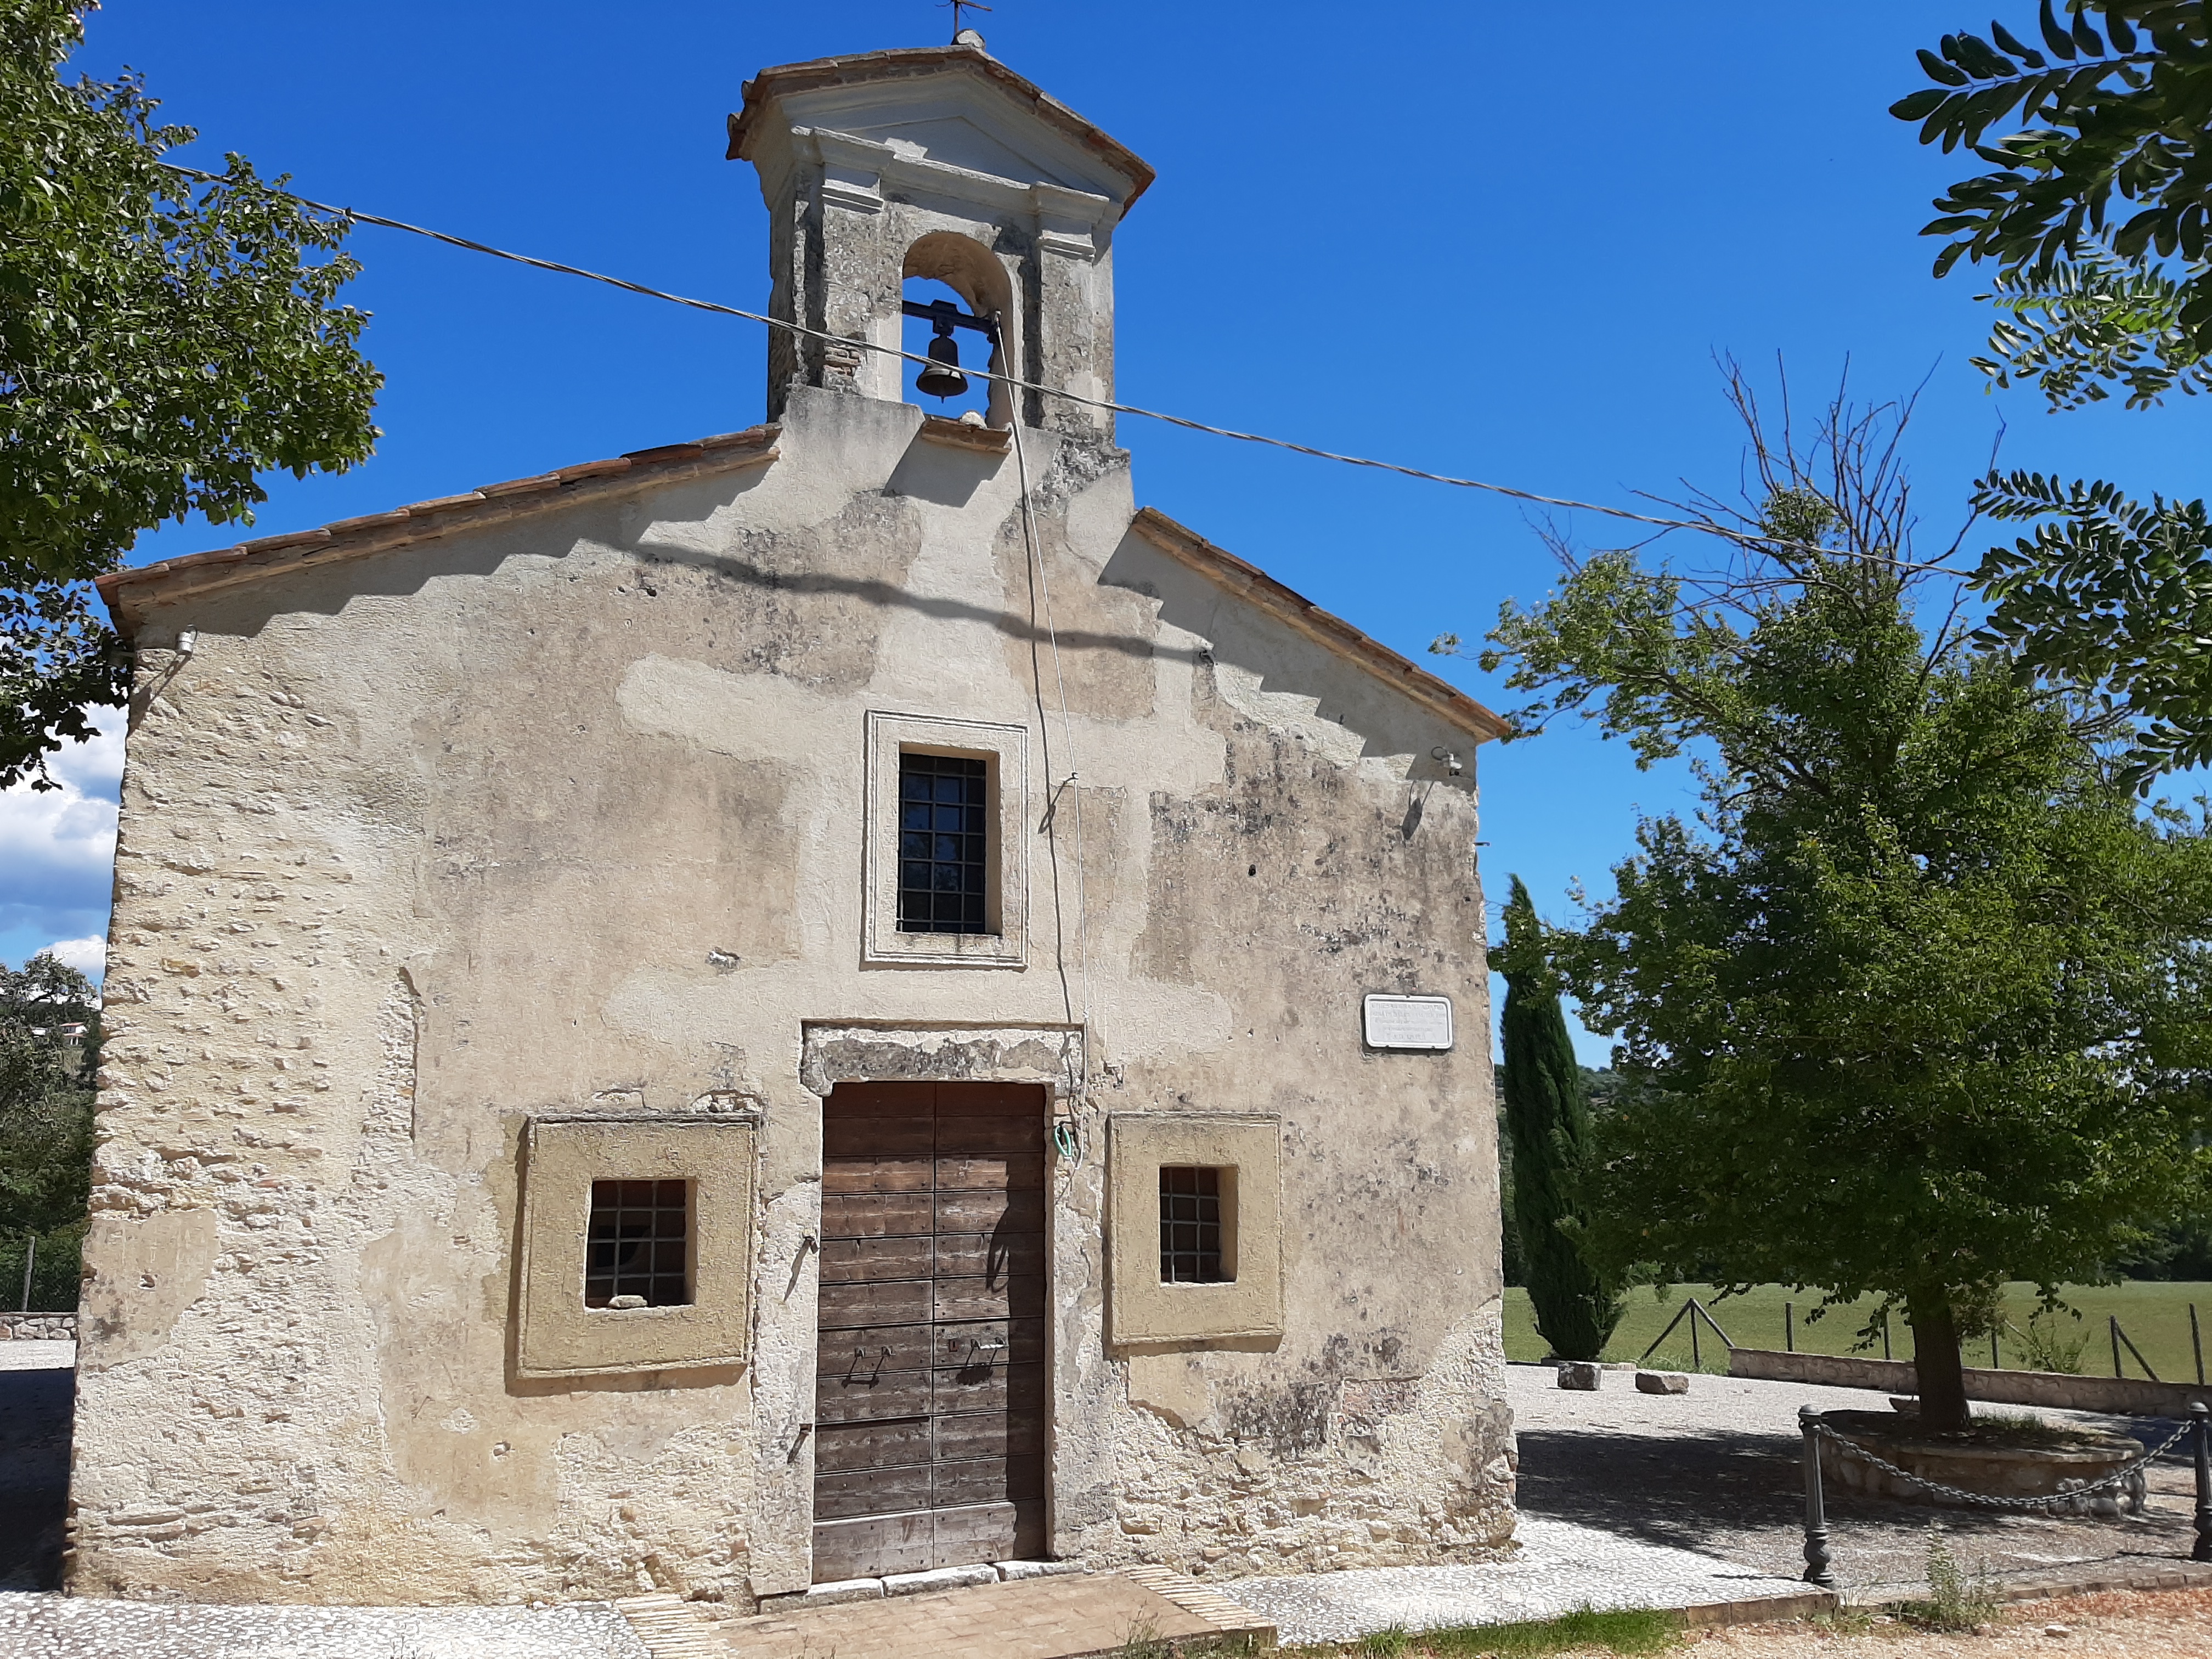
[13,1,2212,1057]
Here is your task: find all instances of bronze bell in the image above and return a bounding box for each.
[915,330,968,400]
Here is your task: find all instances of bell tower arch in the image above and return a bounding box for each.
[727,42,1154,444]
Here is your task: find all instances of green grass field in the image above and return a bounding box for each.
[1502,1280,2212,1382]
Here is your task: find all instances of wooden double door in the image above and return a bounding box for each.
[812,1081,1048,1581]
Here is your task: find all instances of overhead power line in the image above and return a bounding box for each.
[160,161,1955,573]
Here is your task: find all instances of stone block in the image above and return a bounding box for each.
[1556,1361,1602,1391]
[804,1577,885,1605]
[884,1564,999,1596]
[996,1559,1084,1580]
[1635,1370,1690,1395]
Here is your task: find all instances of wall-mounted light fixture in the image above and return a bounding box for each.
[1431,746,1463,776]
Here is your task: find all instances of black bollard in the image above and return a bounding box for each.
[2193,1401,2211,1565]
[1801,1405,1835,1588]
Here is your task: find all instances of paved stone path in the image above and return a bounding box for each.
[1230,1516,1824,1645]
[1505,1362,2208,1601]
[690,1567,1270,1658]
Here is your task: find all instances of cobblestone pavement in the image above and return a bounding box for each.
[0,1597,651,1659]
[1231,1516,1819,1645]
[1505,1363,2207,1601]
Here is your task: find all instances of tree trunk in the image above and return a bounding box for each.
[1906,1284,1971,1432]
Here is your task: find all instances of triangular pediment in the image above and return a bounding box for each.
[732,47,1153,210]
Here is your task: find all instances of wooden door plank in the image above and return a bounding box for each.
[823,1081,939,1116]
[815,1321,936,1377]
[930,1500,1045,1570]
[934,1455,1047,1508]
[815,1367,932,1423]
[823,1156,933,1193]
[813,1513,933,1582]
[933,1360,1045,1415]
[824,1117,934,1157]
[935,1082,1046,1115]
[816,1463,932,1520]
[934,1234,1046,1280]
[814,1418,932,1474]
[935,1116,1045,1155]
[934,1154,1046,1191]
[933,1317,1045,1368]
[935,1273,1047,1322]
[818,1235,932,1283]
[822,1192,934,1239]
[817,1278,932,1329]
[934,1189,1045,1234]
[935,1409,1045,1463]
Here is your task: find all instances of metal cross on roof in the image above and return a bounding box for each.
[943,0,992,42]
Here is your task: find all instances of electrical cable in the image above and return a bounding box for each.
[158,161,1956,574]
[1009,387,1094,1164]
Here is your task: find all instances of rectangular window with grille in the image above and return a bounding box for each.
[898,751,990,934]
[584,1178,691,1308]
[1159,1166,1231,1284]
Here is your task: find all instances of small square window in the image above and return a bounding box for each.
[864,712,1026,968]
[1160,1166,1232,1284]
[897,752,991,935]
[584,1178,692,1308]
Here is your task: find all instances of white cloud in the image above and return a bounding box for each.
[0,706,124,952]
[42,935,107,981]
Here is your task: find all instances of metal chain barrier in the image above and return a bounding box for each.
[1797,1401,2212,1589]
[1812,1417,2190,1513]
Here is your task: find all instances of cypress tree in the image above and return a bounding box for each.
[1497,876,1621,1361]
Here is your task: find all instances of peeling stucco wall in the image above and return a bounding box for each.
[73,379,1510,1607]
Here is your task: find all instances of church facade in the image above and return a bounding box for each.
[69,43,1516,1607]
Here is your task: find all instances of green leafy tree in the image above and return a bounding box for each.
[0,952,98,1310]
[1894,2,2212,408]
[2,0,380,788]
[1452,383,2212,1429]
[1893,4,2212,786]
[1497,876,1622,1360]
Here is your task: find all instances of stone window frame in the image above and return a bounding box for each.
[863,710,1028,969]
[515,1115,757,1379]
[1107,1113,1283,1347]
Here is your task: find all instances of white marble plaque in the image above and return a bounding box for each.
[1362,994,1454,1051]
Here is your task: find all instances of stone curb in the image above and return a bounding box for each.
[1838,1556,2212,1609]
[1673,1589,1837,1627]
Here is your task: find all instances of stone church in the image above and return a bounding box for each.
[70,41,1516,1608]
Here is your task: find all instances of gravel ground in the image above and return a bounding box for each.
[0,1597,652,1659]
[1698,1585,2212,1658]
[1505,1364,2205,1600]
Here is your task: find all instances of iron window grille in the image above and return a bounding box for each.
[584,1179,691,1308]
[898,752,990,934]
[1159,1166,1229,1284]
